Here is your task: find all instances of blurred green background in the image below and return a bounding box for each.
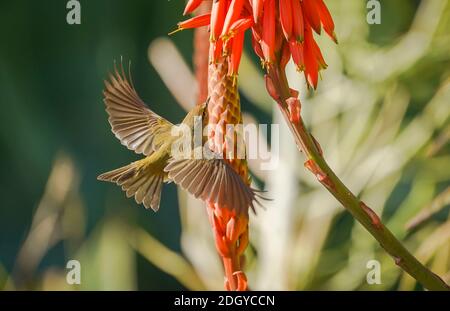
[0,0,449,290]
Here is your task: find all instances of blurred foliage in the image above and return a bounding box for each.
[0,0,449,290]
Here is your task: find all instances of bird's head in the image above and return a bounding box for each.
[182,98,209,128]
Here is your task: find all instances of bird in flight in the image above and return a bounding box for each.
[98,61,265,213]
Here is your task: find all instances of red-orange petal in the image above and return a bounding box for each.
[279,0,293,41]
[316,0,337,43]
[289,40,305,71]
[225,16,253,39]
[210,38,224,63]
[183,0,204,16]
[303,24,319,89]
[221,0,245,38]
[229,31,245,76]
[291,0,305,42]
[261,0,276,64]
[251,29,264,61]
[211,0,227,41]
[280,42,291,70]
[302,0,322,35]
[311,36,327,70]
[172,13,211,35]
[251,0,264,24]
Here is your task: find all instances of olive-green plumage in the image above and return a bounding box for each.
[98,62,262,212]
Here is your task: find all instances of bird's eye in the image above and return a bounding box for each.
[202,106,207,119]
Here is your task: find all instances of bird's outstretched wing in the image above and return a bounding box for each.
[103,61,173,156]
[164,157,267,214]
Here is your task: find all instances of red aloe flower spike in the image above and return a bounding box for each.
[229,31,245,78]
[211,0,227,41]
[184,0,204,16]
[261,0,276,65]
[289,40,305,71]
[169,13,211,35]
[251,0,264,24]
[279,0,293,41]
[316,0,338,43]
[302,0,322,34]
[291,0,305,42]
[224,16,253,40]
[221,0,245,38]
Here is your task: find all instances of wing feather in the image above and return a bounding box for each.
[103,61,173,156]
[165,158,265,213]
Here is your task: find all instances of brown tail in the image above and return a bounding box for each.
[98,161,164,212]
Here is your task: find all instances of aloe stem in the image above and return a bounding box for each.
[266,63,449,291]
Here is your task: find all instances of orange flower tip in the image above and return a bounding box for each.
[168,27,183,36]
[182,9,191,17]
[306,80,317,90]
[332,32,339,44]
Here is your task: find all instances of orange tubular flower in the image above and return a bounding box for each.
[225,16,253,40]
[229,31,246,77]
[279,0,293,41]
[303,22,319,89]
[302,0,322,34]
[170,13,211,34]
[261,0,276,65]
[210,0,227,42]
[291,0,304,42]
[316,0,338,42]
[177,0,337,291]
[251,0,264,23]
[222,0,246,37]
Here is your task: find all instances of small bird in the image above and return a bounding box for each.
[98,62,263,213]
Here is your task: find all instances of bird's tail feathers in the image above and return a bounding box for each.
[98,161,164,212]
